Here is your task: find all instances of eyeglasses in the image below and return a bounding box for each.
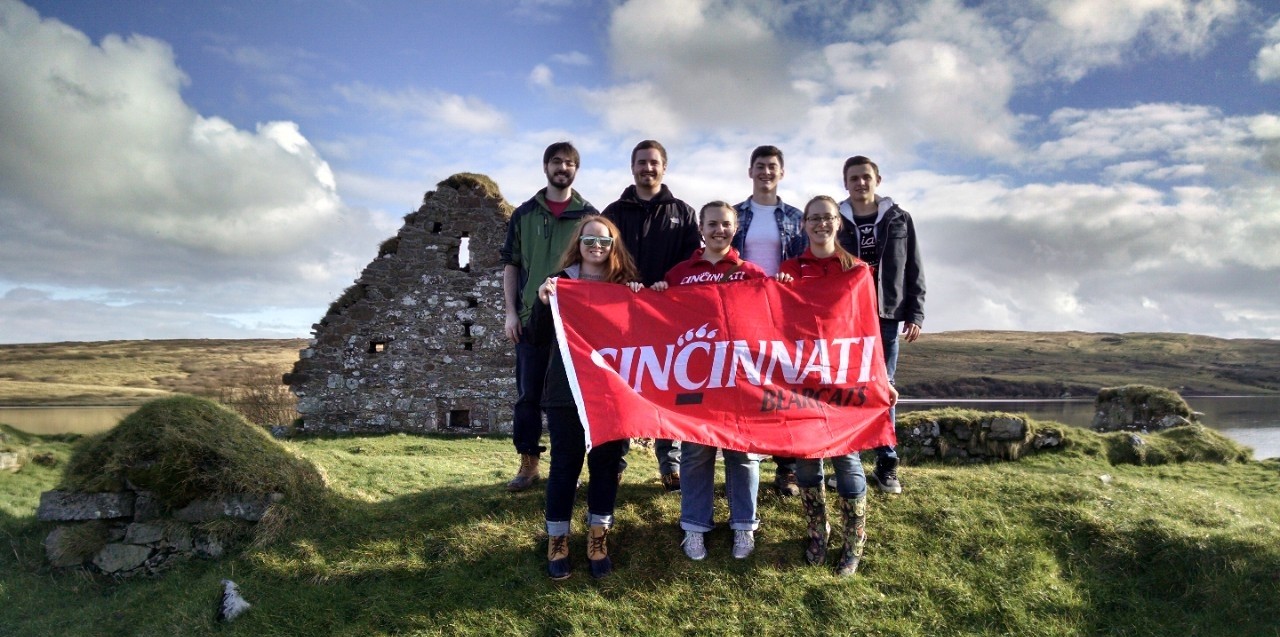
[580,235,614,248]
[805,215,838,224]
[549,158,577,169]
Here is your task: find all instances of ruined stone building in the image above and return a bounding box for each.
[285,174,517,435]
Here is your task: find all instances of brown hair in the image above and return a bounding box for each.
[842,155,880,181]
[557,216,639,284]
[804,195,861,272]
[698,200,737,225]
[630,139,668,166]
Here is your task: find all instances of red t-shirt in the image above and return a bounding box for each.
[779,248,867,280]
[546,197,570,218]
[663,247,767,286]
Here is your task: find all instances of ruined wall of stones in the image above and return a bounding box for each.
[286,175,516,435]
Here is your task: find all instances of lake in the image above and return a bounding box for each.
[4,397,1278,460]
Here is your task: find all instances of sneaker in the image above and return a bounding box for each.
[731,530,755,559]
[682,531,706,561]
[661,471,682,492]
[775,472,800,497]
[873,458,902,494]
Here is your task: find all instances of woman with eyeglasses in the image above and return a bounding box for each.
[531,215,642,580]
[779,195,898,577]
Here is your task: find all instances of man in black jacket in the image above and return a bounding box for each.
[836,155,926,495]
[603,140,701,491]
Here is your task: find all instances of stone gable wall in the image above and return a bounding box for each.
[286,177,516,435]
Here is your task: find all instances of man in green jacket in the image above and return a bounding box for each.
[499,141,599,491]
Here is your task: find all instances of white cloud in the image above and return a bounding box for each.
[1256,18,1280,82]
[529,64,554,88]
[551,51,592,66]
[336,83,510,135]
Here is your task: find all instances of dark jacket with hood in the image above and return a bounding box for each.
[836,196,926,327]
[601,185,701,285]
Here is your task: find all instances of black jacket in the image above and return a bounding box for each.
[529,267,579,409]
[602,185,701,285]
[837,200,926,327]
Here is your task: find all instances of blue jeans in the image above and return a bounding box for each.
[655,439,681,475]
[544,407,626,536]
[795,454,867,499]
[679,443,760,532]
[513,329,549,456]
[876,317,900,463]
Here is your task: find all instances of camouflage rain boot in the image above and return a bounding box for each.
[506,453,541,492]
[547,534,571,581]
[587,524,612,579]
[801,485,830,565]
[834,496,867,577]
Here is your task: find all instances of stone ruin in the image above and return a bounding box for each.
[894,413,1062,463]
[1090,384,1198,432]
[38,489,277,576]
[285,174,517,435]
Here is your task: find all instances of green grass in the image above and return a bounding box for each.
[3,420,1279,636]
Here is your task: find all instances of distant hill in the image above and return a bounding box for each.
[0,332,1276,405]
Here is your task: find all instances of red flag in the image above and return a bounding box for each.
[550,267,895,458]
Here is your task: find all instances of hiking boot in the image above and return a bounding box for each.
[732,530,755,559]
[661,471,681,492]
[873,457,902,494]
[587,524,612,579]
[506,453,541,492]
[775,472,800,497]
[547,534,571,581]
[682,530,707,561]
[801,485,829,565]
[835,496,867,577]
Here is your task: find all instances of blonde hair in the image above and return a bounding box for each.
[556,216,640,284]
[804,195,861,271]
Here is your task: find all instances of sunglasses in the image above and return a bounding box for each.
[580,235,614,248]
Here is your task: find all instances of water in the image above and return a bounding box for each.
[4,397,1278,459]
[898,396,1280,460]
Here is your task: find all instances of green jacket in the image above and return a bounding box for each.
[499,189,599,324]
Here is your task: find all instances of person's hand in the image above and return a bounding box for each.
[537,277,557,304]
[902,322,922,343]
[627,281,644,293]
[774,272,794,283]
[650,281,669,292]
[504,312,520,344]
[887,383,899,406]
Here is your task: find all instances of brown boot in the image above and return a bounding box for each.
[801,485,829,565]
[506,453,540,492]
[547,534,571,580]
[835,496,867,577]
[587,524,612,578]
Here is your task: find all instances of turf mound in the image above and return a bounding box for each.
[60,396,325,509]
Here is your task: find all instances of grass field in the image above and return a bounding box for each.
[3,420,1279,636]
[2,332,1277,408]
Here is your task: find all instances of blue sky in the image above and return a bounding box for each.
[1,0,1278,343]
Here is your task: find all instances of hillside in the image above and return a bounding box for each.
[0,331,1276,406]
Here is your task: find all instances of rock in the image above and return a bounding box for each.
[44,527,87,568]
[1091,385,1194,432]
[124,522,166,545]
[173,494,274,523]
[93,543,152,574]
[217,580,251,622]
[0,451,20,471]
[193,533,224,559]
[1033,432,1062,449]
[133,491,162,522]
[37,490,135,521]
[1098,474,1112,484]
[988,417,1027,441]
[163,523,193,552]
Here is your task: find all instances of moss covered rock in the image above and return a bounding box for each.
[60,396,325,509]
[1091,384,1195,432]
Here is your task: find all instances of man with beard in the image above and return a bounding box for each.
[602,139,701,491]
[499,141,600,491]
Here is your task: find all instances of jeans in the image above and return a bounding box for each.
[655,438,681,475]
[679,443,760,532]
[513,329,550,456]
[772,456,797,476]
[876,317,899,463]
[544,407,626,536]
[795,454,867,500]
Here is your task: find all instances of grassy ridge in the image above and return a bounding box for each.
[3,421,1279,636]
[1,332,1277,406]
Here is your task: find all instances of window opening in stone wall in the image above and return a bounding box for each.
[458,232,471,272]
[462,321,474,351]
[466,297,479,308]
[368,340,388,354]
[448,409,471,429]
[431,221,442,234]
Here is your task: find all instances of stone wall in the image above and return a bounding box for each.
[286,174,516,435]
[895,413,1063,463]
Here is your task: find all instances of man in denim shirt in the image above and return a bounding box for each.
[731,145,807,497]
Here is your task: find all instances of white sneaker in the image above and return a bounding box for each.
[732,530,755,559]
[682,531,707,561]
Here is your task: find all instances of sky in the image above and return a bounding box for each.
[1,0,1278,344]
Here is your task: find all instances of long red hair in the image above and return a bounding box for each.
[556,216,640,284]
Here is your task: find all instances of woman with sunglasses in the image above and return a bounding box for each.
[531,215,642,580]
[779,195,898,577]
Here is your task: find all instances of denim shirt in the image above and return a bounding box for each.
[731,197,807,262]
